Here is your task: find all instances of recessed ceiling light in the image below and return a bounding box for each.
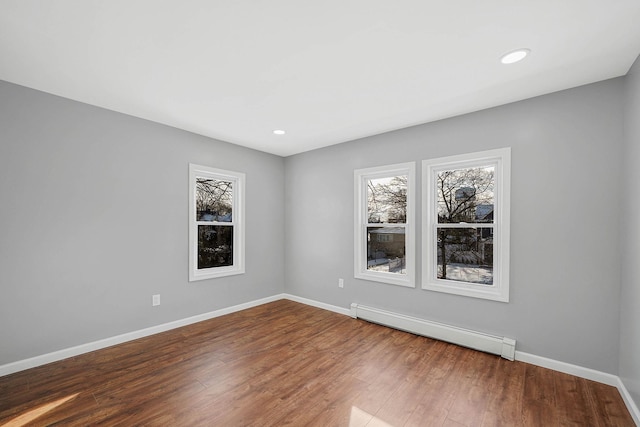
[501,48,530,64]
[273,129,286,135]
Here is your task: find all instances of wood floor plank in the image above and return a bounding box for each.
[587,380,635,427]
[404,341,461,427]
[522,363,561,426]
[0,300,635,426]
[445,350,500,427]
[554,373,599,426]
[480,358,526,426]
[372,336,442,425]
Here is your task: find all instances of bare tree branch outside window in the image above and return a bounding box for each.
[367,176,407,223]
[196,179,233,222]
[195,178,234,268]
[436,167,494,283]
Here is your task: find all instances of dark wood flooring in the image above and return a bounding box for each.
[0,299,634,426]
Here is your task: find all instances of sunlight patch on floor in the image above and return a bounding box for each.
[350,406,395,427]
[3,393,79,427]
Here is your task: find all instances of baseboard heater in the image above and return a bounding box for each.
[350,303,516,361]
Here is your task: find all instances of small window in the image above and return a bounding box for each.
[354,163,415,287]
[189,164,245,281]
[422,148,510,301]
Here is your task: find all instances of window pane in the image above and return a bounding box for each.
[436,166,494,224]
[196,178,233,222]
[367,226,406,274]
[367,176,407,223]
[198,225,233,269]
[436,227,493,284]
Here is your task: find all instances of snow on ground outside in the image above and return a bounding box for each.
[367,259,492,284]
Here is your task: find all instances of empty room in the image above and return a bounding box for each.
[1,1,640,426]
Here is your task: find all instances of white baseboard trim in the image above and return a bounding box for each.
[617,378,640,426]
[515,351,619,386]
[282,293,351,316]
[516,351,640,425]
[0,294,284,377]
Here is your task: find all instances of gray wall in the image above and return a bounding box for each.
[0,80,285,365]
[285,78,625,374]
[621,56,640,405]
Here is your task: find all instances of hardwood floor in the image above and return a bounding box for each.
[0,299,634,426]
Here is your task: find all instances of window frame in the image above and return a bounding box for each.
[422,148,511,302]
[189,163,245,282]
[354,162,415,288]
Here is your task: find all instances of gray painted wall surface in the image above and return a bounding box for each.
[0,80,285,365]
[621,56,640,406]
[285,78,624,374]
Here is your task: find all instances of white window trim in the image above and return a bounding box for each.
[354,162,415,288]
[189,164,245,281]
[422,148,511,302]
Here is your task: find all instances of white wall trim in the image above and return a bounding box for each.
[283,293,351,316]
[516,351,639,425]
[618,378,640,426]
[0,294,284,377]
[515,351,619,386]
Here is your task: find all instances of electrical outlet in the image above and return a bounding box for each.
[338,278,344,288]
[152,294,161,306]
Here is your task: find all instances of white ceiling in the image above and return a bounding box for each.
[1,1,640,157]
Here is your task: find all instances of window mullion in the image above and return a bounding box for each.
[434,223,494,229]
